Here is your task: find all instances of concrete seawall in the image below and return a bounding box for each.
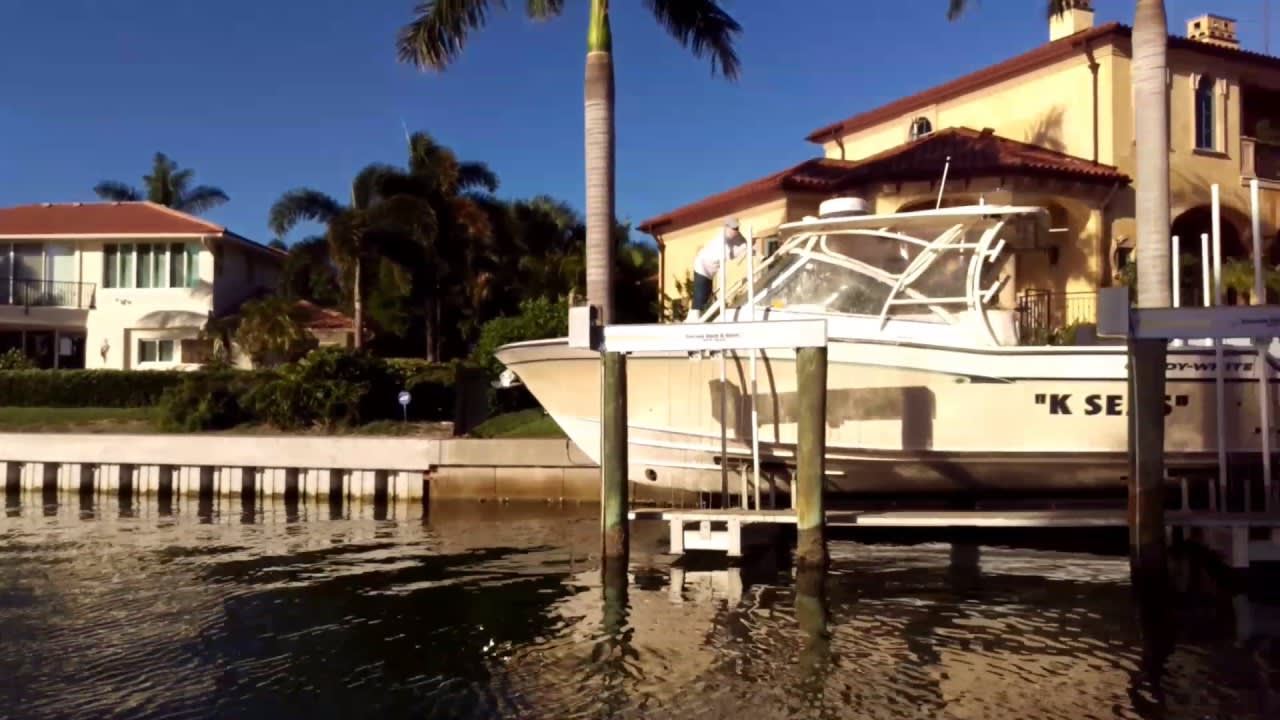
[0,433,607,503]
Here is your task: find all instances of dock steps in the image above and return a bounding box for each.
[629,507,1280,567]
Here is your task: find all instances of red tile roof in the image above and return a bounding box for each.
[832,126,1129,186]
[807,22,1280,143]
[637,127,1127,234]
[0,201,283,256]
[637,158,858,233]
[294,300,353,331]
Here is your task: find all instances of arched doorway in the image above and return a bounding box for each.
[1170,206,1248,306]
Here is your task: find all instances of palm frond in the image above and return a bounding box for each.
[644,0,742,79]
[946,0,970,20]
[352,163,402,209]
[396,0,505,72]
[178,185,230,215]
[269,189,344,237]
[526,0,563,20]
[457,161,499,193]
[168,168,196,196]
[93,181,142,202]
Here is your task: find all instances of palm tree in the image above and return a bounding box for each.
[269,165,421,349]
[94,152,229,215]
[396,0,742,325]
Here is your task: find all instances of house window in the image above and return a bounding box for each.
[909,117,933,141]
[1195,75,1217,150]
[137,338,175,364]
[104,242,199,289]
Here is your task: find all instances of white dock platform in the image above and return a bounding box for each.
[628,507,1280,568]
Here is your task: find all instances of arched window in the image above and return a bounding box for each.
[1195,75,1216,150]
[909,116,933,141]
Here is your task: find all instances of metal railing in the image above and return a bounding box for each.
[1016,289,1098,343]
[1241,136,1280,183]
[0,279,96,309]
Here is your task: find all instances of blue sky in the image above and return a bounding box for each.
[0,1,1273,245]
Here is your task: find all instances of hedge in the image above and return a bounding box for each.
[0,349,538,429]
[0,369,193,407]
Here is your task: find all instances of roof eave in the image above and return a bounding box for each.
[804,23,1128,144]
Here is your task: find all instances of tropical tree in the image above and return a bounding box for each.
[279,235,343,308]
[94,152,229,215]
[269,165,424,349]
[377,131,500,360]
[396,0,742,325]
[235,295,318,367]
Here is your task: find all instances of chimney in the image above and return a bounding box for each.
[1049,0,1095,42]
[1187,14,1239,49]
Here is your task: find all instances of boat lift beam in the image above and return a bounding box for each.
[1097,287,1279,512]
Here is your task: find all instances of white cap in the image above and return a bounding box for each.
[725,217,740,229]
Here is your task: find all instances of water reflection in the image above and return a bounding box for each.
[0,495,1277,719]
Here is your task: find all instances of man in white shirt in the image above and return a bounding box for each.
[691,217,748,314]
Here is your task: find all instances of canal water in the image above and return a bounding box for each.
[1,496,1277,719]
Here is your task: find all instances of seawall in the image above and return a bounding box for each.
[0,433,609,503]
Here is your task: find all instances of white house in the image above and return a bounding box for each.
[0,201,285,370]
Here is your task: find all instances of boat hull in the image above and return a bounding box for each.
[495,337,1278,499]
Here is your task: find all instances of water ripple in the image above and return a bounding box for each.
[1,496,1277,719]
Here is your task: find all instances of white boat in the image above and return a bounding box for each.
[495,200,1278,500]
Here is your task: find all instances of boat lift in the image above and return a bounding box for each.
[1099,179,1279,513]
[580,222,824,510]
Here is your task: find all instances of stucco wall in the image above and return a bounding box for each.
[823,49,1115,168]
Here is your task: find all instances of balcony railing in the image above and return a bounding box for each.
[1241,136,1280,183]
[0,279,96,309]
[1016,289,1098,343]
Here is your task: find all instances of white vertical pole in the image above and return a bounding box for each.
[747,225,761,511]
[1201,233,1212,313]
[1172,235,1182,347]
[719,227,729,508]
[1212,184,1228,510]
[1251,179,1273,510]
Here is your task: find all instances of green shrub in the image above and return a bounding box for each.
[156,371,256,431]
[470,297,568,377]
[239,347,403,430]
[0,369,190,407]
[0,349,35,371]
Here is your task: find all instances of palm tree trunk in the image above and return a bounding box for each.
[425,294,438,362]
[353,255,364,350]
[585,0,616,324]
[1133,0,1171,309]
[1128,0,1170,582]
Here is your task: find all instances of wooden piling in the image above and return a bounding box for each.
[601,350,629,561]
[1128,337,1167,581]
[795,345,828,570]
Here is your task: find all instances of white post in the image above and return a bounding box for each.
[935,156,952,209]
[1201,232,1212,314]
[1200,231,1217,510]
[747,225,761,511]
[1212,184,1228,510]
[1172,235,1182,347]
[719,226,729,507]
[1251,179,1273,510]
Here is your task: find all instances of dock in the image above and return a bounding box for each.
[629,506,1280,569]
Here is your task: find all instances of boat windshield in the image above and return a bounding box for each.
[727,208,1043,337]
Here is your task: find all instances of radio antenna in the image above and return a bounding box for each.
[935,155,952,209]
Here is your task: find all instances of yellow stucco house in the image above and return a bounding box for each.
[638,2,1280,336]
